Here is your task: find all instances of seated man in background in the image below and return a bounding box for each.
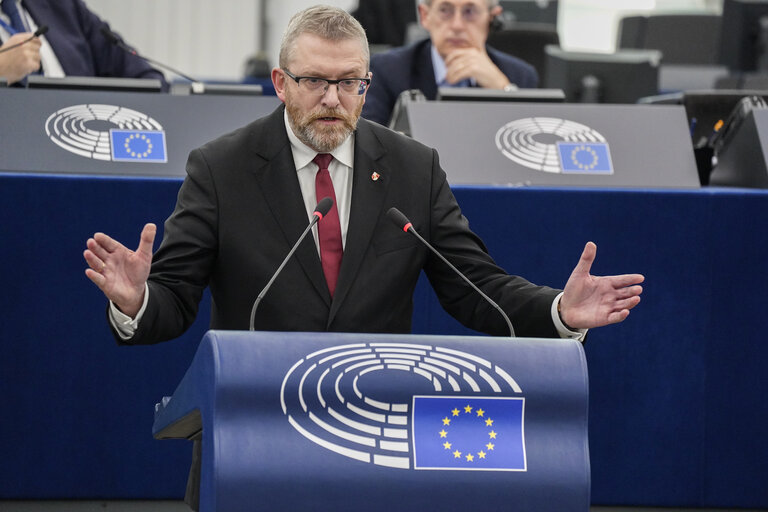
[362,0,537,126]
[0,0,166,87]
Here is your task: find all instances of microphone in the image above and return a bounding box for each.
[386,207,516,338]
[0,25,48,54]
[99,25,200,84]
[249,197,334,331]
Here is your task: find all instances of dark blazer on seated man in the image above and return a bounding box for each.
[2,0,166,85]
[117,103,562,344]
[362,38,538,126]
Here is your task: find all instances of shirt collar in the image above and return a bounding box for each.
[430,43,449,86]
[283,109,355,170]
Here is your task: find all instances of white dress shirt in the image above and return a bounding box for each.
[283,110,354,253]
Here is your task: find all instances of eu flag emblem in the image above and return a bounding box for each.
[557,142,613,174]
[110,130,167,163]
[412,396,526,471]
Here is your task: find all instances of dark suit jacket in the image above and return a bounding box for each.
[362,38,539,126]
[120,104,560,345]
[21,0,167,87]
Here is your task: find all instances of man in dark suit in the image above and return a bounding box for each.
[84,5,643,348]
[362,0,538,126]
[0,0,165,86]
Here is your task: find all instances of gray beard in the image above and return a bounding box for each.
[285,103,360,153]
[293,120,349,153]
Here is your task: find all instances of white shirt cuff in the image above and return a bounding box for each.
[551,292,587,342]
[108,283,149,340]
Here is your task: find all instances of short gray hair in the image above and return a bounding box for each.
[279,5,370,70]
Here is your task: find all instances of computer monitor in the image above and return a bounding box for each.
[170,82,263,96]
[683,90,768,145]
[638,89,768,184]
[640,89,768,143]
[436,87,565,103]
[544,46,661,103]
[26,75,163,93]
[719,0,768,72]
[499,0,558,25]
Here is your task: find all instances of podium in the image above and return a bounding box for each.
[153,331,590,511]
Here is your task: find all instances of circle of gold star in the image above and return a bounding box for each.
[438,404,498,463]
[124,133,153,159]
[570,145,598,170]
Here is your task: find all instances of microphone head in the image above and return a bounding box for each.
[386,207,412,232]
[99,26,120,45]
[315,197,333,217]
[34,25,48,37]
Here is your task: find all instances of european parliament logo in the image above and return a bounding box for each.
[44,104,167,163]
[412,396,526,471]
[110,130,167,163]
[557,142,614,174]
[495,117,613,175]
[281,342,528,472]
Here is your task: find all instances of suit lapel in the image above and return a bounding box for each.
[250,106,331,306]
[413,40,439,100]
[22,0,69,73]
[328,120,390,325]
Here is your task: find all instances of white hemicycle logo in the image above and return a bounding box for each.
[495,117,608,173]
[280,342,525,470]
[45,104,165,162]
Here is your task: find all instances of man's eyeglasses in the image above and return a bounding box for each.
[283,69,371,96]
[433,2,487,23]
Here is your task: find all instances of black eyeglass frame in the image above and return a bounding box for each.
[282,69,371,95]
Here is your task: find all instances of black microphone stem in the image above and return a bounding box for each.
[100,26,199,83]
[125,45,198,84]
[0,25,48,54]
[248,216,319,331]
[396,215,516,338]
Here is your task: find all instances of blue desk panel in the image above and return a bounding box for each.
[0,174,765,507]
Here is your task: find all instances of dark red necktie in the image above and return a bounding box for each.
[313,153,343,297]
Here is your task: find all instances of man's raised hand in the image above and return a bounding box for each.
[84,223,156,318]
[559,242,644,330]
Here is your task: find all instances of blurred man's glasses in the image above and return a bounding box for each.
[434,2,486,23]
[283,69,371,96]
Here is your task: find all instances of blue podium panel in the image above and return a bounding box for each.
[153,331,590,512]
